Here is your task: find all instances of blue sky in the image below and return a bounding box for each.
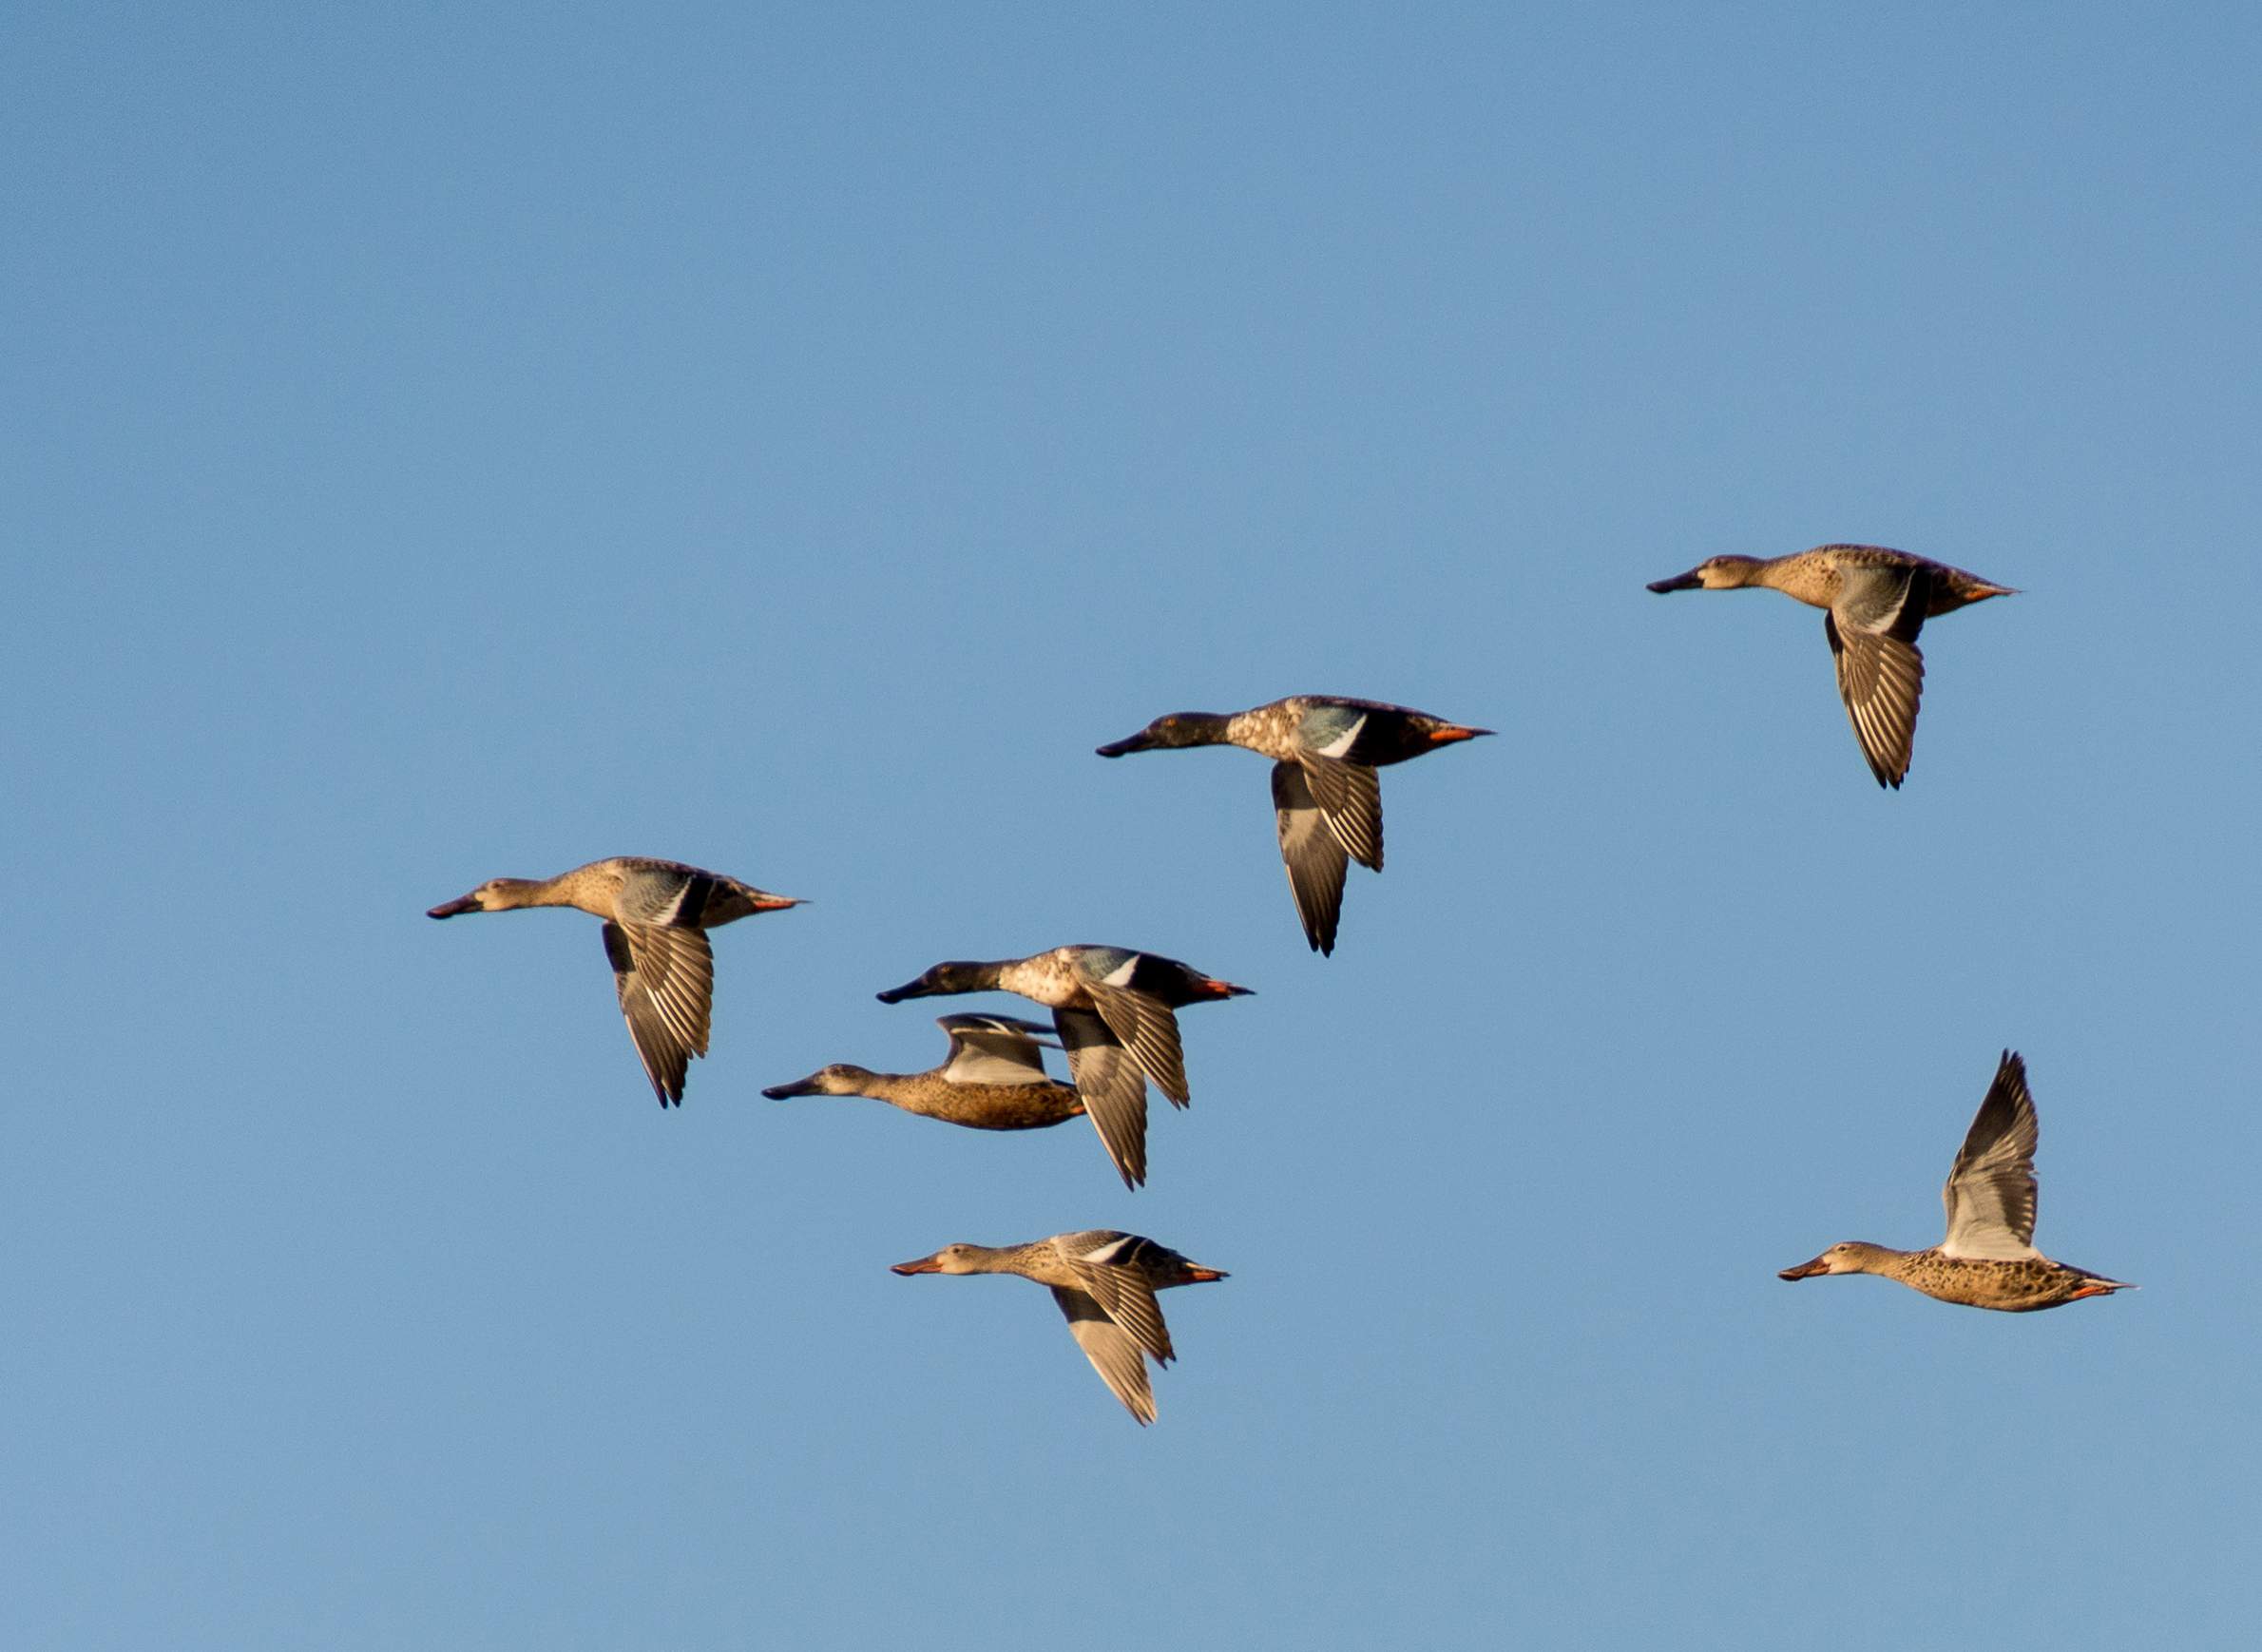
[9,5,2261,1647]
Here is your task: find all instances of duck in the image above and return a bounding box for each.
[760,1013,1087,1132]
[1096,696,1491,954]
[892,1230,1227,1424]
[1645,546,2016,788]
[1778,1050,2134,1312]
[427,856,801,1105]
[874,946,1253,1188]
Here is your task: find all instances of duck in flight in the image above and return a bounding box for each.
[1778,1050,2133,1312]
[1095,695,1490,954]
[875,946,1251,1188]
[427,856,800,1105]
[761,1013,1087,1133]
[891,1230,1227,1424]
[1646,546,2015,788]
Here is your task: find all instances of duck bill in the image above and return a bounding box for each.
[751,894,804,912]
[874,975,933,1005]
[1646,567,1704,593]
[426,893,481,918]
[1095,730,1155,758]
[760,1073,823,1100]
[1777,1255,1831,1281]
[1427,724,1493,744]
[891,1254,945,1276]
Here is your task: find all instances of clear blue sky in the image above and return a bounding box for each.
[9,5,2260,1647]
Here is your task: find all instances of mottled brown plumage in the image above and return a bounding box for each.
[891,1230,1228,1424]
[1777,1051,2132,1313]
[1647,545,2015,788]
[427,856,801,1105]
[1095,695,1490,953]
[874,946,1252,1188]
[761,1014,1087,1133]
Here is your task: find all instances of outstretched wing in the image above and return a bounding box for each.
[1050,1287,1157,1425]
[1084,980,1191,1107]
[1296,755,1385,873]
[937,1014,1058,1086]
[1053,1008,1150,1188]
[1825,564,1929,788]
[1060,1233,1176,1364]
[601,920,716,1106]
[1941,1050,2042,1259]
[1273,760,1350,955]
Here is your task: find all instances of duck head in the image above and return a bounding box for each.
[761,1065,875,1100]
[1777,1241,1886,1280]
[875,961,1000,1003]
[1647,555,1764,593]
[426,877,537,917]
[891,1243,989,1276]
[1096,712,1232,757]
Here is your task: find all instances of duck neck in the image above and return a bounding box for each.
[856,1071,923,1105]
[1173,712,1235,747]
[954,1244,1024,1276]
[490,876,573,911]
[1844,1241,1919,1279]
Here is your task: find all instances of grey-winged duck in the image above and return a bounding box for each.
[874,946,1252,1188]
[892,1230,1227,1424]
[1778,1050,2133,1312]
[427,856,800,1105]
[1646,545,2015,787]
[1096,695,1490,954]
[761,1013,1086,1132]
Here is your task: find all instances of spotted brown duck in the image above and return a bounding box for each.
[892,1230,1227,1424]
[761,1013,1086,1133]
[1096,695,1490,954]
[1779,1050,2133,1312]
[1646,546,2015,788]
[427,856,800,1105]
[875,946,1252,1188]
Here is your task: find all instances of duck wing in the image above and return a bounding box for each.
[1052,1008,1150,1188]
[615,861,718,927]
[1057,1232,1176,1364]
[1050,1287,1157,1424]
[1296,755,1385,872]
[936,1014,1059,1086]
[1273,760,1350,955]
[1084,980,1190,1106]
[1825,564,1929,788]
[601,920,715,1106]
[1940,1050,2042,1259]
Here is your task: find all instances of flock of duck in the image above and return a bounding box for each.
[428,545,2132,1424]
